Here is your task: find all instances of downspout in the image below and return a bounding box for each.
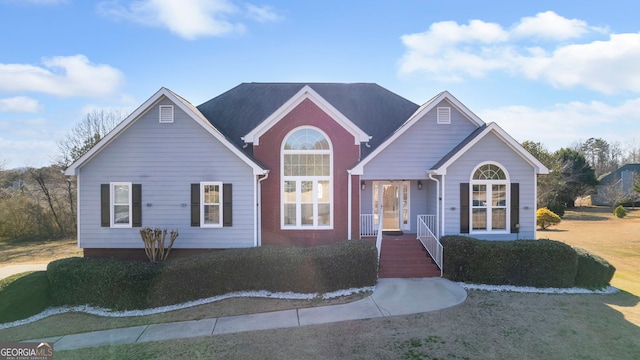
[256,172,269,247]
[428,171,440,237]
[347,170,352,240]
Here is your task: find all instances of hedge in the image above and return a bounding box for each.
[441,236,614,289]
[47,240,378,310]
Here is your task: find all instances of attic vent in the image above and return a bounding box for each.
[437,107,451,124]
[159,105,174,123]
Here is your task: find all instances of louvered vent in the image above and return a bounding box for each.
[159,105,174,123]
[437,106,451,124]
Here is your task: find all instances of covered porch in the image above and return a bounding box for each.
[357,179,443,276]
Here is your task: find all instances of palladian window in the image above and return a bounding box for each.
[281,127,332,228]
[471,163,508,232]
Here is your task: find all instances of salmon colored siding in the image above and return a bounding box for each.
[254,98,361,246]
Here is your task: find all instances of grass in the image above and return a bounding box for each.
[1,207,639,358]
[0,238,82,264]
[0,271,50,323]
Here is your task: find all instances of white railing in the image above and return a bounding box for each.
[360,214,377,237]
[417,215,443,277]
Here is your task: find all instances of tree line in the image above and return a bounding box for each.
[1,109,639,242]
[0,110,124,242]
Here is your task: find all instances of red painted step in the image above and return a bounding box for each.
[378,239,440,278]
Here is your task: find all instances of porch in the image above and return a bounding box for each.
[361,214,443,277]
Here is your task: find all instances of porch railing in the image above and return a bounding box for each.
[417,215,443,276]
[359,214,377,237]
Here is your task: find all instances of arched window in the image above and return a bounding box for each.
[471,163,509,232]
[281,127,332,228]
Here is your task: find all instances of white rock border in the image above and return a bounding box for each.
[460,282,619,294]
[0,286,375,330]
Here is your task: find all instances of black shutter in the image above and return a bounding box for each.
[511,183,520,233]
[191,183,200,227]
[132,184,142,227]
[101,184,110,227]
[223,183,232,227]
[460,183,469,233]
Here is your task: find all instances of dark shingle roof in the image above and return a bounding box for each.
[196,83,419,157]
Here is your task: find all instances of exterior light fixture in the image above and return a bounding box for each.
[417,180,423,190]
[361,181,366,190]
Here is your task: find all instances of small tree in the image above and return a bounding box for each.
[139,227,179,262]
[614,205,627,218]
[537,207,562,230]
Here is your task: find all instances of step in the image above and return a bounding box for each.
[378,238,440,278]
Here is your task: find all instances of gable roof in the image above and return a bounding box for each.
[429,122,549,175]
[64,87,268,176]
[598,163,640,184]
[350,91,485,174]
[197,83,419,157]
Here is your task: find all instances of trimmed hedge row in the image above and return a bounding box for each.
[441,236,615,289]
[47,240,378,310]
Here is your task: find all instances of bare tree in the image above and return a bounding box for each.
[56,109,128,166]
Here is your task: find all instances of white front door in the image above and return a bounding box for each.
[373,181,410,231]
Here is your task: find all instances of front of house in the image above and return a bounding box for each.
[65,83,548,267]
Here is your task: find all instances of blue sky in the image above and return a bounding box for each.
[1,0,640,168]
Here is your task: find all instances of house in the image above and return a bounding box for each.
[65,83,549,270]
[592,164,640,206]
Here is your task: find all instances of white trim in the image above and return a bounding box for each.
[351,91,484,175]
[437,106,451,124]
[430,122,550,176]
[242,85,370,146]
[110,182,132,228]
[469,162,510,234]
[280,126,334,230]
[64,87,268,177]
[200,181,223,228]
[159,105,174,123]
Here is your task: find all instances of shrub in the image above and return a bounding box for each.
[47,257,161,310]
[573,247,616,288]
[149,240,378,307]
[441,236,578,288]
[614,205,627,218]
[46,240,378,310]
[546,202,566,218]
[537,207,562,230]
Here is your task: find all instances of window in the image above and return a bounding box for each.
[190,183,232,227]
[281,127,332,228]
[470,163,508,232]
[201,182,222,227]
[101,183,141,228]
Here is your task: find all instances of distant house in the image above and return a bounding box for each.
[592,164,640,206]
[64,83,549,267]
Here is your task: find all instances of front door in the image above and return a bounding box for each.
[373,181,410,231]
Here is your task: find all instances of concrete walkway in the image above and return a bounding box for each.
[0,264,48,279]
[26,278,467,351]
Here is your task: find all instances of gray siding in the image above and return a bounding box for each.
[442,132,538,240]
[362,100,479,180]
[78,98,257,249]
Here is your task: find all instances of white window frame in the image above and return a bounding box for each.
[111,182,132,228]
[281,127,333,229]
[200,182,223,228]
[470,162,510,234]
[159,105,174,123]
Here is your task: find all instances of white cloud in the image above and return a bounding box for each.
[245,4,283,23]
[98,0,246,39]
[479,97,640,151]
[398,11,640,93]
[0,55,124,98]
[0,96,42,113]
